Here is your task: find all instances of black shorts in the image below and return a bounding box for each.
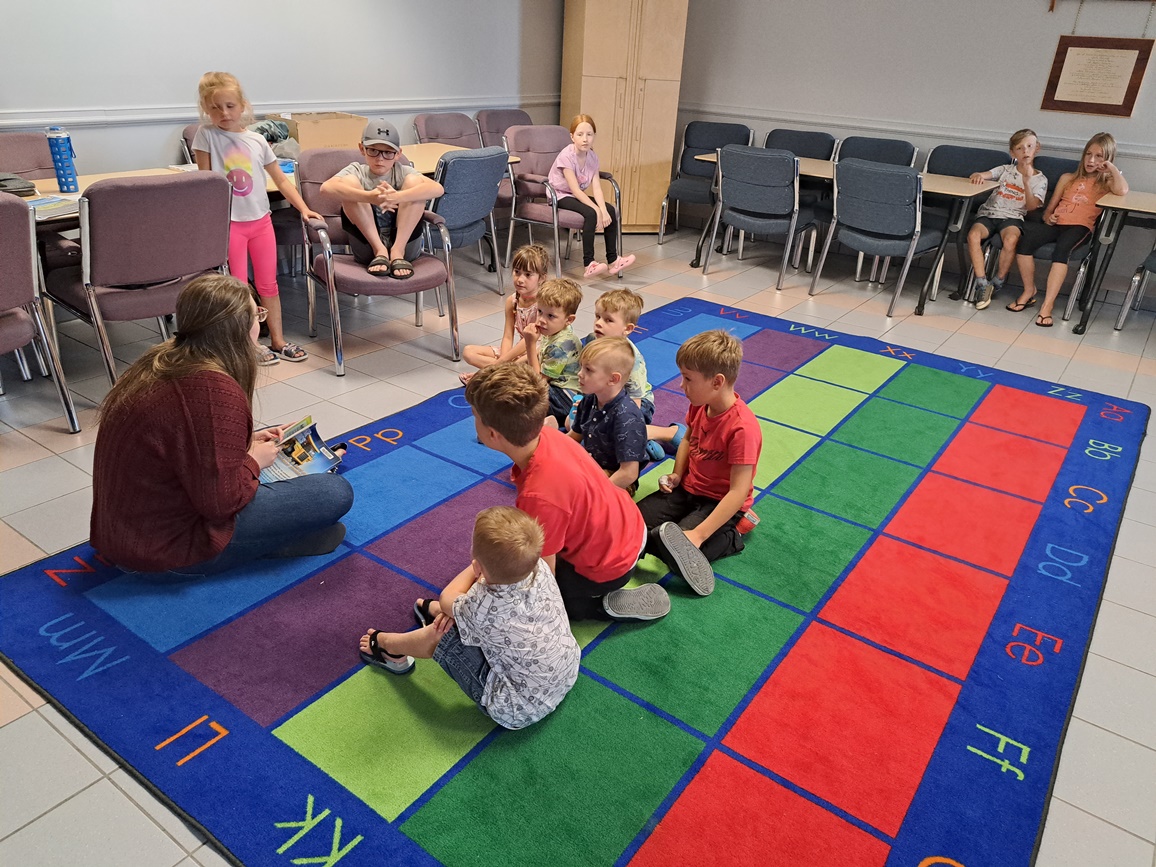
[341,209,424,264]
[971,216,1024,236]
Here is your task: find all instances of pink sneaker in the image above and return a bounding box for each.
[584,261,609,278]
[608,255,636,276]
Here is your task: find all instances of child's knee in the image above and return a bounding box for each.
[968,224,988,243]
[1000,226,1022,243]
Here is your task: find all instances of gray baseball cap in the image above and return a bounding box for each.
[362,118,400,151]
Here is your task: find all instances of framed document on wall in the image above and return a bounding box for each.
[1042,35,1153,116]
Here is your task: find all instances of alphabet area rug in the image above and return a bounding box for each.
[0,298,1148,867]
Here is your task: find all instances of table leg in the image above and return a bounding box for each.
[1073,209,1125,335]
[915,198,968,315]
[689,164,721,268]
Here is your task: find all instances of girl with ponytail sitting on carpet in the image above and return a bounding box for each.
[90,274,353,577]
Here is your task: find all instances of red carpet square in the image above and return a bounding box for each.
[723,623,959,836]
[629,751,890,867]
[932,422,1068,502]
[886,473,1042,576]
[820,536,1007,679]
[968,384,1086,446]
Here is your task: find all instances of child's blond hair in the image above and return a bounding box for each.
[510,244,551,278]
[536,278,583,316]
[1009,128,1038,150]
[1076,132,1118,188]
[465,362,548,447]
[197,72,254,126]
[676,330,743,385]
[595,288,644,326]
[472,506,544,585]
[580,337,635,380]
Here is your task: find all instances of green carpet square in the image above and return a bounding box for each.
[716,496,872,610]
[274,665,493,821]
[831,398,961,466]
[401,675,702,867]
[773,441,921,528]
[584,581,802,735]
[878,364,989,418]
[756,420,820,489]
[748,376,868,435]
[794,345,905,392]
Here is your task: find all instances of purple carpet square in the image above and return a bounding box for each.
[737,362,787,400]
[742,329,828,371]
[652,387,690,429]
[169,553,423,728]
[366,479,516,587]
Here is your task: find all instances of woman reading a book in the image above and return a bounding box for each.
[90,274,353,576]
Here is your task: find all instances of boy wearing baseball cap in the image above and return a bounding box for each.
[319,117,443,279]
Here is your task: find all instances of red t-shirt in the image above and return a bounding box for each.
[681,395,762,511]
[513,427,645,583]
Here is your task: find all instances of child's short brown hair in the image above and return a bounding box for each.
[535,278,583,316]
[510,243,551,277]
[1009,128,1038,150]
[580,336,635,380]
[676,329,743,385]
[465,362,548,446]
[595,288,643,326]
[472,506,544,585]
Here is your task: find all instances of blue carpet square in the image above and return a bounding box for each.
[635,337,681,389]
[651,313,761,347]
[413,417,512,476]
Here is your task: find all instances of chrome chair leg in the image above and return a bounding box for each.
[810,221,838,295]
[1116,267,1148,330]
[1062,260,1090,321]
[737,230,746,261]
[658,197,669,245]
[14,347,32,381]
[855,252,865,282]
[879,257,892,285]
[30,338,49,377]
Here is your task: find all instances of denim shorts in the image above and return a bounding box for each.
[433,624,491,710]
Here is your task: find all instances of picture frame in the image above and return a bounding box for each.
[1042,35,1153,117]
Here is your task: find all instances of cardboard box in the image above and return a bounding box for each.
[271,112,367,151]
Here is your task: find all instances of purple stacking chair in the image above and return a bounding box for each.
[413,112,483,148]
[180,123,200,164]
[42,172,232,384]
[0,132,82,272]
[475,109,532,149]
[0,192,80,431]
[503,125,623,278]
[297,148,456,375]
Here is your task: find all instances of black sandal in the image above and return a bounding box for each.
[413,598,436,628]
[359,630,414,674]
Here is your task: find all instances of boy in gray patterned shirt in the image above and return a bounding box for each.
[358,507,580,730]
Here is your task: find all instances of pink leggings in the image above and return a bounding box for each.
[228,214,279,298]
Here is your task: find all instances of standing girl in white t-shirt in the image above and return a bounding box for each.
[547,114,635,279]
[193,72,321,364]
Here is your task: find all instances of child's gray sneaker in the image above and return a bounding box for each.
[974,278,994,310]
[658,522,715,596]
[603,584,670,621]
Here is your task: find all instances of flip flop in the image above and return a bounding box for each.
[389,258,414,279]
[608,254,635,276]
[257,345,279,366]
[583,261,608,278]
[1035,314,1054,328]
[359,630,414,674]
[274,342,308,362]
[1005,294,1037,312]
[413,598,436,628]
[367,254,391,277]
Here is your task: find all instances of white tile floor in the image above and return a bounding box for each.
[1,231,1154,866]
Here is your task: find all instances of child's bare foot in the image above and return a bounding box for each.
[358,629,414,674]
[458,371,475,386]
[413,598,442,627]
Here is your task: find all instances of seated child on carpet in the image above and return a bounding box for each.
[358,506,580,730]
[459,243,551,385]
[570,337,648,493]
[522,278,584,426]
[466,362,668,622]
[636,330,762,598]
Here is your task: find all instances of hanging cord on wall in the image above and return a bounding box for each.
[1144,0,1156,37]
[1071,0,1084,35]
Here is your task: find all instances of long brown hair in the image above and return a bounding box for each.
[1074,132,1118,189]
[99,274,259,422]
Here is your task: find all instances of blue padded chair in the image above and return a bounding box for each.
[658,121,752,244]
[810,158,944,316]
[763,129,837,207]
[425,146,510,298]
[1117,247,1156,330]
[701,146,817,289]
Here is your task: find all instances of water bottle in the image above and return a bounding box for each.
[45,126,78,193]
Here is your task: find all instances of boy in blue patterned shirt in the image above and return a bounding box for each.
[570,337,648,493]
[523,278,584,426]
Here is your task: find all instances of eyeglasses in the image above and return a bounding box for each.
[255,306,268,323]
[364,146,398,159]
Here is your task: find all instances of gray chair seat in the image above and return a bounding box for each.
[721,204,816,237]
[665,175,713,206]
[837,225,943,258]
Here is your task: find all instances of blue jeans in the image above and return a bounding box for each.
[171,473,354,577]
[433,624,492,712]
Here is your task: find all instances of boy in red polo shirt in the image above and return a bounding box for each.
[465,362,668,621]
[637,330,762,597]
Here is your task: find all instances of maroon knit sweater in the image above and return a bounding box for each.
[90,370,260,572]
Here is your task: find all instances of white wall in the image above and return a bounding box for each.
[0,0,564,172]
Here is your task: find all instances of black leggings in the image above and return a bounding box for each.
[556,196,619,265]
[1017,219,1092,264]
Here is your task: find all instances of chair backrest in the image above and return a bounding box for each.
[475,109,533,148]
[836,135,916,167]
[718,145,797,218]
[0,132,55,180]
[924,144,1009,178]
[0,192,36,313]
[297,148,366,246]
[679,121,752,179]
[431,147,509,233]
[83,173,231,287]
[414,112,483,148]
[763,128,837,161]
[835,158,922,236]
[1034,155,1080,200]
[504,125,571,178]
[181,123,200,164]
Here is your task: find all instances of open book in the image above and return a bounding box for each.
[259,416,342,483]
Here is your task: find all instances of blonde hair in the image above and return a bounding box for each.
[595,288,644,326]
[1076,132,1118,188]
[569,114,597,134]
[536,278,583,316]
[472,506,544,585]
[197,71,254,126]
[510,243,551,278]
[1009,128,1038,150]
[100,274,259,423]
[465,362,548,447]
[676,329,743,385]
[580,336,635,379]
